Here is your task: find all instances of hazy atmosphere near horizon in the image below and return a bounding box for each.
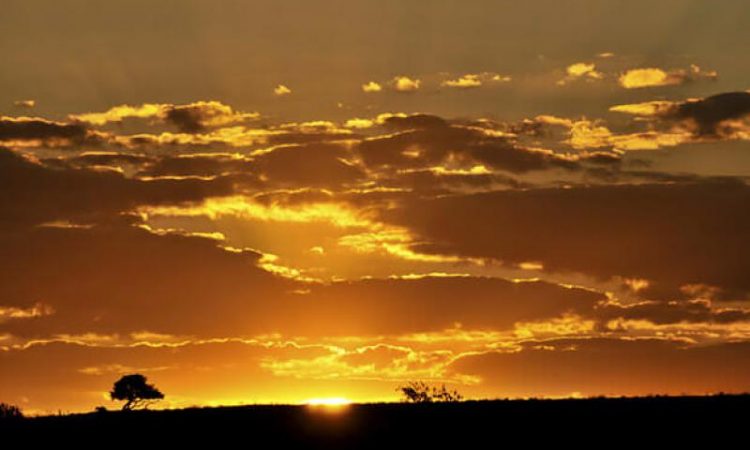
[2,0,750,415]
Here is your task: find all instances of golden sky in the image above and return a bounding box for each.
[2,0,750,414]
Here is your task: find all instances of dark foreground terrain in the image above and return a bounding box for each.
[3,395,748,446]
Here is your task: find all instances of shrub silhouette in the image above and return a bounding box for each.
[0,402,24,419]
[397,381,463,403]
[110,374,164,411]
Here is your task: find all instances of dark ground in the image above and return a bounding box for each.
[2,395,748,446]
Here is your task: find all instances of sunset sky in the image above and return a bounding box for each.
[2,0,750,414]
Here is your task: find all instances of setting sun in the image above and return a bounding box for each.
[304,397,353,407]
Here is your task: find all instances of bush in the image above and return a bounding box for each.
[397,381,463,403]
[0,402,24,420]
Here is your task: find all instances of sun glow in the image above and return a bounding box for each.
[304,397,352,407]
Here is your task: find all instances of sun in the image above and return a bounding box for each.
[304,397,353,407]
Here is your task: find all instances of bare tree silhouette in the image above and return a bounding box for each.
[110,374,165,411]
[397,381,463,403]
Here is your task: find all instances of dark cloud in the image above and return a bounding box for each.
[382,114,450,130]
[0,148,233,227]
[379,169,524,194]
[0,217,605,338]
[279,276,606,335]
[356,117,616,174]
[252,143,365,188]
[449,338,750,397]
[267,130,359,146]
[383,178,750,300]
[164,105,208,133]
[671,92,750,136]
[137,154,254,178]
[0,116,89,143]
[613,91,750,139]
[44,153,154,171]
[597,300,750,325]
[0,223,290,337]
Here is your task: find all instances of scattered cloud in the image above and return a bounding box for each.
[441,73,511,89]
[274,84,292,96]
[362,81,383,93]
[558,62,604,85]
[70,101,259,131]
[391,76,421,93]
[13,100,35,108]
[618,65,717,89]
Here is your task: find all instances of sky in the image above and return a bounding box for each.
[2,0,750,414]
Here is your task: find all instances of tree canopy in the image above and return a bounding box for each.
[110,374,165,411]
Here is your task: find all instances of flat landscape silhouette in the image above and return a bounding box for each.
[3,394,748,446]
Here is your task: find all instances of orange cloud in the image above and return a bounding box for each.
[274,84,292,96]
[392,76,421,92]
[618,65,717,89]
[70,101,260,131]
[557,62,604,85]
[441,73,511,89]
[13,99,35,108]
[361,81,383,93]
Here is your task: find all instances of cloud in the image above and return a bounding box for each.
[277,276,606,336]
[274,84,292,96]
[69,101,259,132]
[0,147,233,227]
[0,198,612,340]
[441,73,511,89]
[362,81,383,93]
[53,152,154,171]
[355,114,615,173]
[443,75,482,89]
[250,143,365,188]
[670,91,750,136]
[618,65,717,89]
[392,76,421,92]
[163,101,260,132]
[70,103,165,126]
[609,101,677,116]
[0,116,92,146]
[611,91,750,138]
[382,178,750,300]
[558,62,604,85]
[0,223,290,338]
[135,153,254,178]
[552,116,690,151]
[13,100,35,109]
[598,299,750,326]
[449,338,750,397]
[0,303,54,323]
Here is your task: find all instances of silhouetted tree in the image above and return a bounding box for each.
[110,374,164,411]
[397,381,463,403]
[0,402,24,419]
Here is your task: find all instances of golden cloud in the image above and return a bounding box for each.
[618,65,717,89]
[362,81,383,93]
[392,76,421,92]
[274,84,292,96]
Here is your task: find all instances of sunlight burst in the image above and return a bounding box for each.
[304,397,353,407]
